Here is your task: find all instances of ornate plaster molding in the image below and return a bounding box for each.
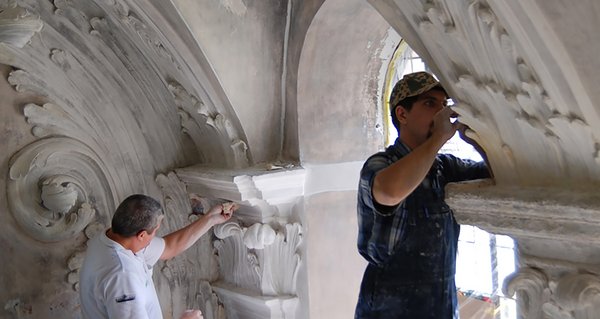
[446,180,600,243]
[503,267,549,319]
[168,81,249,169]
[0,1,43,48]
[504,267,600,319]
[175,166,306,223]
[7,137,114,242]
[213,221,302,319]
[367,0,600,185]
[212,284,298,319]
[549,273,600,318]
[0,0,250,180]
[156,172,224,317]
[172,165,305,318]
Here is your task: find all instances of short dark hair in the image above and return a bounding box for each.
[111,194,163,237]
[390,86,446,133]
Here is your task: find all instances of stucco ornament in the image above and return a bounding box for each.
[369,0,600,184]
[213,221,302,318]
[243,223,277,249]
[503,267,549,319]
[0,1,43,48]
[7,138,113,242]
[214,221,302,295]
[169,81,249,169]
[40,176,79,213]
[156,173,225,319]
[547,273,600,319]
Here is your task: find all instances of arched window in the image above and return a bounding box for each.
[384,41,517,319]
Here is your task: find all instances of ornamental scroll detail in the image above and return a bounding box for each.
[503,266,600,319]
[213,221,302,296]
[7,137,114,242]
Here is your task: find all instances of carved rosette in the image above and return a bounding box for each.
[7,137,114,242]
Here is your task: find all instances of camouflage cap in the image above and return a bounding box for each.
[389,71,445,109]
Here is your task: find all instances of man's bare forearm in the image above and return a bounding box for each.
[160,215,215,260]
[373,136,445,206]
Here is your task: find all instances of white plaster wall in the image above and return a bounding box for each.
[304,191,367,319]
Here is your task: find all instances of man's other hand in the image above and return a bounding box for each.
[180,309,203,319]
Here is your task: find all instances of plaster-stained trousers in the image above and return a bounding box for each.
[355,186,460,319]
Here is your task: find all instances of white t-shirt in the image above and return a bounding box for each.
[79,231,166,319]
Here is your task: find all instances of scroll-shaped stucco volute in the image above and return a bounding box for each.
[551,273,600,318]
[7,137,115,242]
[0,2,43,48]
[503,267,549,319]
[213,221,261,291]
[40,176,79,214]
[243,223,276,249]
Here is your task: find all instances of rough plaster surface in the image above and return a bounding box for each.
[297,0,395,163]
[281,0,327,161]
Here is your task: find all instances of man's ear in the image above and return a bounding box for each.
[396,105,408,125]
[136,230,148,241]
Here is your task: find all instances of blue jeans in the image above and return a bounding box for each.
[355,204,460,319]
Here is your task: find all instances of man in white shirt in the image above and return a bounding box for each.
[79,194,236,319]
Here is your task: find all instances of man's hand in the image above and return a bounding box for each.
[205,202,237,226]
[458,123,494,177]
[180,309,203,319]
[431,107,459,145]
[160,199,238,260]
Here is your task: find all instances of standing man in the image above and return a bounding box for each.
[354,72,491,318]
[80,194,237,319]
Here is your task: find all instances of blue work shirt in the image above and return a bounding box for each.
[355,138,490,319]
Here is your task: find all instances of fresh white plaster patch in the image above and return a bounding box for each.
[303,161,364,196]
